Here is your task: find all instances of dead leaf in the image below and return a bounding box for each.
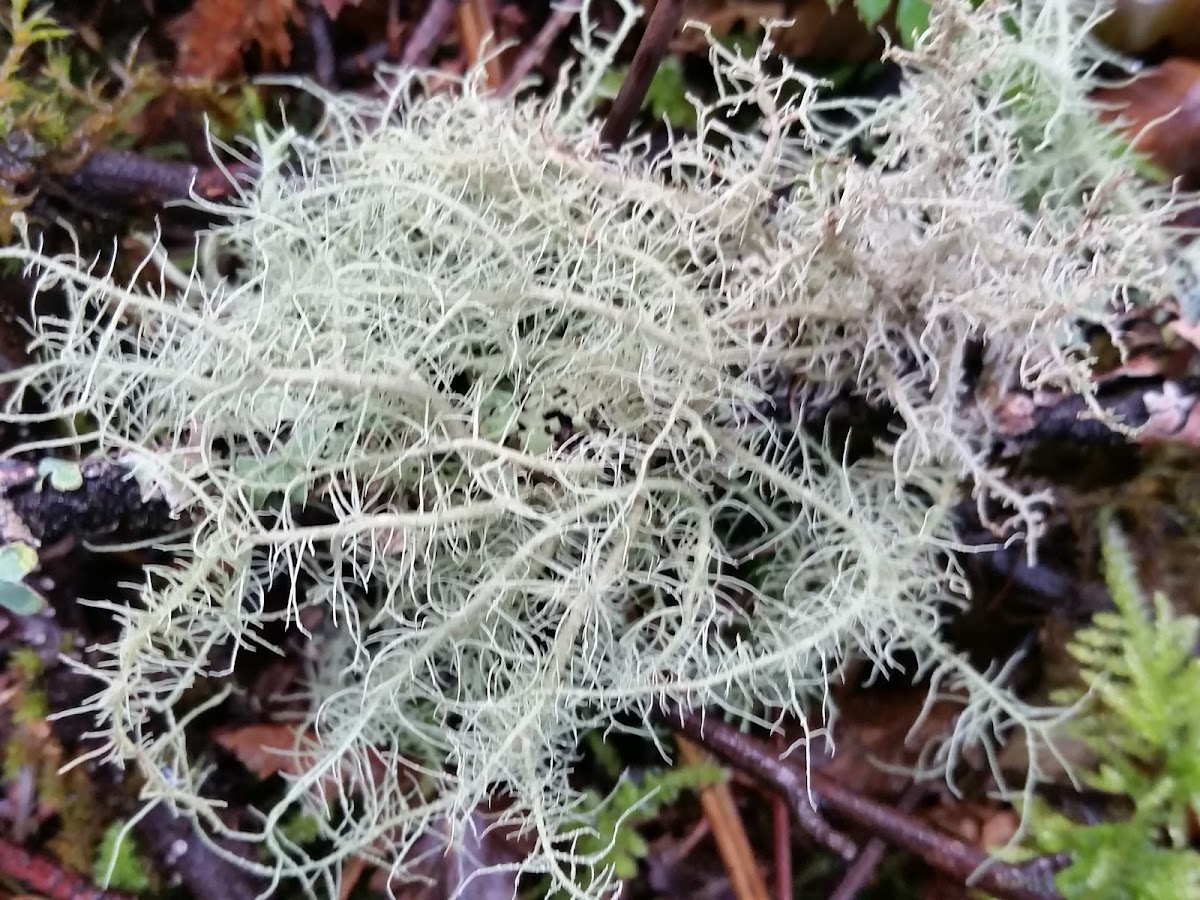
[1096,0,1200,56]
[671,0,880,61]
[171,0,300,80]
[214,722,413,803]
[214,723,309,780]
[1094,58,1200,188]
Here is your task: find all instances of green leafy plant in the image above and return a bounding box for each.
[0,1,1193,896]
[558,736,723,891]
[94,820,153,894]
[598,55,697,130]
[852,0,932,47]
[1021,513,1200,898]
[0,541,45,614]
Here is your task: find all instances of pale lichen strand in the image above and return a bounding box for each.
[0,1,1194,896]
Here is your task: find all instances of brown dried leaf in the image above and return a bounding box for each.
[1094,58,1200,187]
[671,0,879,61]
[214,723,414,804]
[171,0,299,80]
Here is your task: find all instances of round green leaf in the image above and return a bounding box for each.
[0,581,46,615]
[37,457,84,492]
[0,542,38,582]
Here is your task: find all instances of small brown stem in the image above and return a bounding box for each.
[499,2,580,96]
[0,836,134,900]
[402,0,461,69]
[387,0,404,58]
[455,0,504,90]
[599,0,685,149]
[771,729,792,900]
[662,701,1068,899]
[808,770,1068,899]
[676,735,771,900]
[662,701,858,861]
[827,783,923,900]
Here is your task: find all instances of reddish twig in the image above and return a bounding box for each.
[771,729,792,900]
[387,0,404,58]
[499,1,580,96]
[807,771,1068,899]
[0,837,134,900]
[402,0,461,69]
[662,702,1068,899]
[676,735,770,900]
[662,702,858,861]
[827,782,923,900]
[599,0,685,149]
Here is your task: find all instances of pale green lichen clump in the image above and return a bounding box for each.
[0,1,1193,895]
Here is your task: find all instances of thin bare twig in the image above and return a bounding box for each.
[456,0,504,90]
[827,782,923,900]
[807,770,1068,899]
[599,0,685,148]
[132,803,266,900]
[387,0,404,58]
[663,702,1068,899]
[62,150,244,207]
[499,2,580,96]
[0,837,134,900]
[402,0,461,70]
[662,702,858,861]
[306,0,337,88]
[770,729,792,900]
[676,735,771,900]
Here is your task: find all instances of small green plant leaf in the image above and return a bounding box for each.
[896,0,931,47]
[644,57,696,130]
[0,581,45,614]
[855,0,892,28]
[0,542,38,581]
[37,457,83,491]
[0,543,45,614]
[94,821,152,893]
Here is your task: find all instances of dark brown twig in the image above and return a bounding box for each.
[599,0,686,149]
[499,2,580,96]
[402,0,462,70]
[770,729,792,900]
[0,836,134,900]
[61,149,246,207]
[132,803,266,900]
[306,0,338,88]
[807,771,1068,899]
[827,782,923,900]
[662,702,1068,899]
[662,701,858,861]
